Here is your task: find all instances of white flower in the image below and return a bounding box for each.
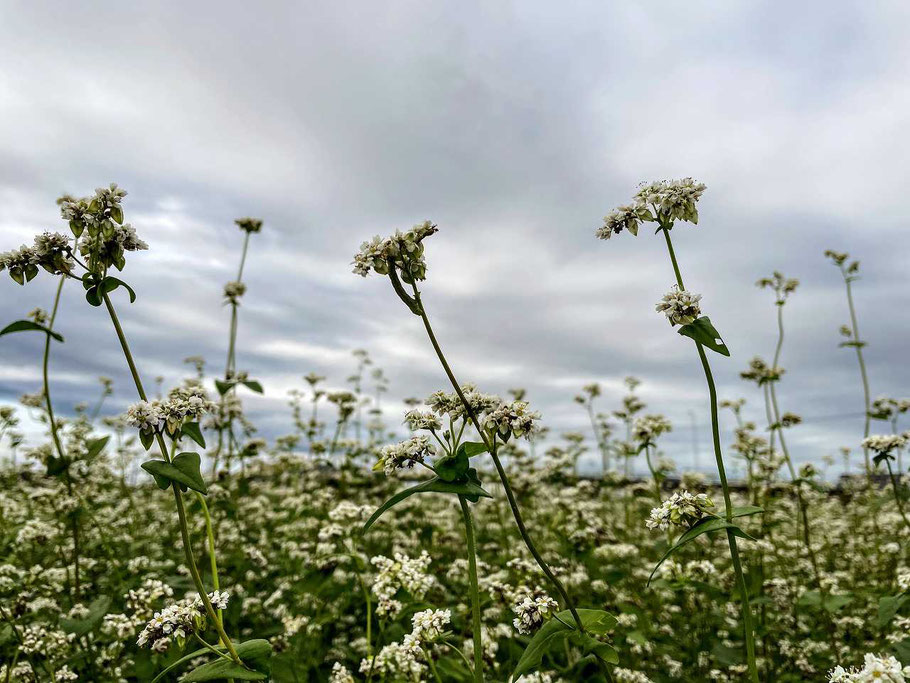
[655,287,702,326]
[862,434,907,455]
[646,491,715,531]
[410,609,450,642]
[596,204,651,240]
[634,178,706,225]
[633,414,672,444]
[125,400,163,432]
[374,436,435,476]
[352,221,438,280]
[483,400,541,439]
[512,594,559,635]
[828,653,910,682]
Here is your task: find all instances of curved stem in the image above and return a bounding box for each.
[197,492,223,626]
[42,276,81,600]
[100,291,241,664]
[844,273,872,480]
[459,495,484,682]
[408,282,582,630]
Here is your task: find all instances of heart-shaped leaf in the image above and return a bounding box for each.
[85,436,110,459]
[181,422,206,449]
[142,452,207,494]
[512,609,618,680]
[181,640,272,682]
[678,316,730,356]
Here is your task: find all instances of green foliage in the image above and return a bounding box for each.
[512,609,618,680]
[141,452,208,494]
[0,319,64,343]
[677,316,730,356]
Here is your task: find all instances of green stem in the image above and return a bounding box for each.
[409,283,582,631]
[42,276,81,600]
[459,495,484,682]
[197,492,223,626]
[843,272,872,481]
[662,227,758,682]
[885,458,910,536]
[100,291,241,664]
[422,647,444,683]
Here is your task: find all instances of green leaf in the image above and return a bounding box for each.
[59,596,110,636]
[139,429,155,451]
[183,639,272,681]
[363,476,491,533]
[110,205,123,224]
[102,276,137,303]
[798,590,853,613]
[678,316,730,357]
[46,455,69,477]
[241,380,263,394]
[649,517,754,584]
[435,447,469,483]
[85,436,110,459]
[141,452,207,494]
[879,594,907,629]
[85,286,103,307]
[0,319,64,343]
[512,609,618,680]
[181,422,206,449]
[215,379,232,396]
[462,441,488,457]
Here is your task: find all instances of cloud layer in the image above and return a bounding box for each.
[1,1,908,477]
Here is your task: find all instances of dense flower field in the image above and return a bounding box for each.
[1,181,908,682]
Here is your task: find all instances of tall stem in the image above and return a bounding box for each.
[459,495,484,683]
[43,276,80,599]
[197,492,224,626]
[409,284,582,630]
[100,291,241,663]
[844,274,872,480]
[662,227,758,682]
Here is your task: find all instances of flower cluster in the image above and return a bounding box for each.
[374,436,435,476]
[223,280,247,302]
[410,608,451,642]
[862,434,907,456]
[235,217,263,233]
[632,414,672,444]
[136,591,229,652]
[371,552,434,620]
[125,385,213,436]
[352,221,438,282]
[757,271,799,304]
[655,287,702,326]
[403,409,442,431]
[828,653,910,682]
[596,178,706,240]
[511,593,559,635]
[483,400,541,440]
[740,356,784,384]
[646,491,715,531]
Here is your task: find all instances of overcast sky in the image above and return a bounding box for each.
[1,1,908,478]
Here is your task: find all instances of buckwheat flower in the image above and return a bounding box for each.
[897,570,910,592]
[26,308,49,325]
[0,245,39,284]
[655,287,702,326]
[351,221,438,281]
[862,434,907,456]
[374,436,435,476]
[633,414,672,444]
[125,400,163,432]
[160,385,214,433]
[780,412,802,427]
[329,662,355,683]
[646,491,715,531]
[32,232,74,275]
[483,399,541,439]
[93,182,127,208]
[410,608,451,642]
[403,409,442,431]
[828,653,910,682]
[54,666,78,682]
[136,599,204,652]
[235,217,263,233]
[824,250,849,266]
[634,178,706,225]
[596,203,651,240]
[223,280,247,302]
[512,594,559,635]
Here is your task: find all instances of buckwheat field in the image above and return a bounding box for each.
[1,4,909,683]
